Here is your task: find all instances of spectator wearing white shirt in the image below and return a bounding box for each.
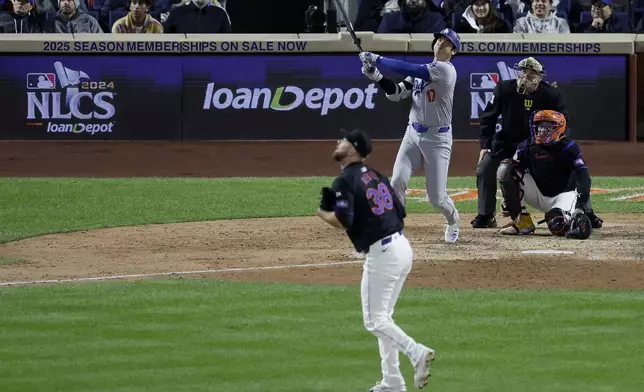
[513,0,570,33]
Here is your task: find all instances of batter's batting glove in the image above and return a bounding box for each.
[359,51,380,66]
[319,187,336,212]
[361,62,383,82]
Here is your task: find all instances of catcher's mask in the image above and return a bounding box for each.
[514,57,545,95]
[530,110,566,145]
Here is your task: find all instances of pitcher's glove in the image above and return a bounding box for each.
[319,187,336,212]
[566,209,592,240]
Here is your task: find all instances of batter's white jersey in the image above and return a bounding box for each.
[405,61,456,127]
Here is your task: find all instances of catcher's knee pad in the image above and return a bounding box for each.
[544,208,569,236]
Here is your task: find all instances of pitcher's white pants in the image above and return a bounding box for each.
[362,232,427,389]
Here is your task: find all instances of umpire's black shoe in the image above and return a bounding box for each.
[471,214,498,228]
[587,210,603,229]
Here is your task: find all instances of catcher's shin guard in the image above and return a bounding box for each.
[497,159,523,219]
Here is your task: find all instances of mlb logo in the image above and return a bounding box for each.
[27,73,56,89]
[470,73,499,89]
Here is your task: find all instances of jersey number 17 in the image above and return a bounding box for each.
[366,183,394,215]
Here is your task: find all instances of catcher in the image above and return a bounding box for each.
[497,110,593,239]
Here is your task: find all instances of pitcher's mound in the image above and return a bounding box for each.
[1,213,643,289]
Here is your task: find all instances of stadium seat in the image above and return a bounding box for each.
[91,0,104,10]
[88,9,99,21]
[109,10,128,30]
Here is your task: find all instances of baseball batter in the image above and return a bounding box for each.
[359,28,461,244]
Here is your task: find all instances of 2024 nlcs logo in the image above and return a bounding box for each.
[26,61,116,135]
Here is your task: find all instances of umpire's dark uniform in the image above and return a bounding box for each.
[472,79,567,228]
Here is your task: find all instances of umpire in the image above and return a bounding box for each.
[471,56,603,229]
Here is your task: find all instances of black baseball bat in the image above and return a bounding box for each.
[329,0,375,72]
[329,0,364,52]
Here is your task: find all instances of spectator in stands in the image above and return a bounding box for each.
[53,0,102,32]
[0,0,52,32]
[575,0,629,32]
[111,0,161,32]
[98,0,167,32]
[378,0,445,33]
[34,0,89,15]
[355,0,399,32]
[163,0,230,33]
[513,0,570,32]
[454,0,511,33]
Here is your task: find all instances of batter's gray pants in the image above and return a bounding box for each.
[391,125,458,224]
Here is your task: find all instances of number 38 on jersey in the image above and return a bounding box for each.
[366,183,394,215]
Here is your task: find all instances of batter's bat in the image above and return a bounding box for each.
[330,0,363,51]
[329,0,375,72]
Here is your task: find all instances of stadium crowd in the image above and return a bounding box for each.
[0,0,643,34]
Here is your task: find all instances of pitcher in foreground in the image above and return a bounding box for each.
[316,129,435,391]
[358,28,461,244]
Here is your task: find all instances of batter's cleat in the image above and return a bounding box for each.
[413,345,435,389]
[500,213,536,235]
[471,214,498,228]
[368,382,407,392]
[587,210,603,229]
[444,210,460,244]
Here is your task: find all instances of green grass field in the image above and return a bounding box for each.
[1,176,644,391]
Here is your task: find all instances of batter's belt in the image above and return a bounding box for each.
[411,123,450,134]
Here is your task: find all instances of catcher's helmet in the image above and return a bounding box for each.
[433,28,461,53]
[530,110,566,145]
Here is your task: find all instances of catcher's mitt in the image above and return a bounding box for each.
[566,209,592,240]
[319,187,336,212]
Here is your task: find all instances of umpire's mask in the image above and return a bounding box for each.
[514,57,545,95]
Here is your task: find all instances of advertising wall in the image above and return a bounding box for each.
[0,54,628,141]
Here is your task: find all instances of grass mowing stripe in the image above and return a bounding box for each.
[1,177,643,244]
[1,280,643,392]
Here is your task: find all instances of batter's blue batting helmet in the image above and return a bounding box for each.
[433,28,461,52]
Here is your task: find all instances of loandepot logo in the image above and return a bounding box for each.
[202,83,378,116]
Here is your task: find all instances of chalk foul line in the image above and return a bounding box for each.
[0,260,364,287]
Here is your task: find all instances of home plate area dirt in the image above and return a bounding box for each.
[1,213,643,289]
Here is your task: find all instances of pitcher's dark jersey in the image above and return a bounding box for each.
[331,162,405,253]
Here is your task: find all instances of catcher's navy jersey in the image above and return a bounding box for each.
[331,162,405,253]
[514,137,587,197]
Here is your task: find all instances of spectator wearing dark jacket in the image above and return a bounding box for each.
[34,0,88,14]
[0,0,52,32]
[53,0,102,32]
[163,0,231,33]
[455,0,510,33]
[575,0,629,32]
[378,0,444,33]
